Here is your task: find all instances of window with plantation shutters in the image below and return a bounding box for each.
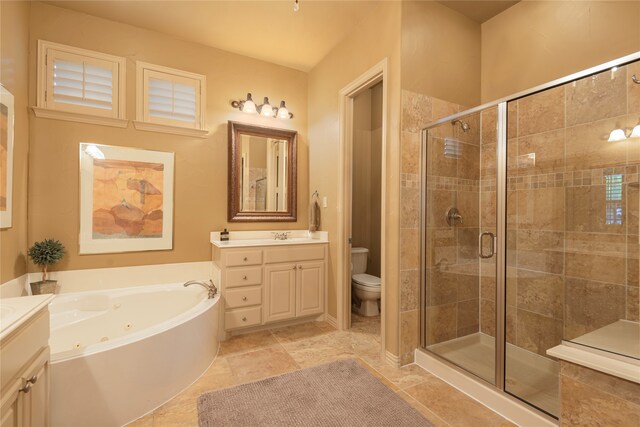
[35,41,126,127]
[135,62,207,137]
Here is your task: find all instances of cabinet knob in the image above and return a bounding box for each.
[298,265,302,270]
[243,257,248,261]
[242,316,247,322]
[292,265,297,270]
[27,375,38,384]
[242,296,248,301]
[19,382,32,394]
[243,275,247,280]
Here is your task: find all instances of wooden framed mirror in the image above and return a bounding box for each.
[228,121,297,222]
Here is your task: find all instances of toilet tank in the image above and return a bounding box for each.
[351,247,369,274]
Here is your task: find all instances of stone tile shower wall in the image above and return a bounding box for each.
[400,90,469,365]
[479,62,640,358]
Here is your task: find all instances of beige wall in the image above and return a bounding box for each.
[308,1,402,355]
[402,1,481,109]
[482,0,640,102]
[0,1,30,283]
[352,84,382,278]
[27,3,308,273]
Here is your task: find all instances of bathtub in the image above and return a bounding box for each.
[48,283,220,427]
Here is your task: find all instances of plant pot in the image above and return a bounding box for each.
[30,280,58,295]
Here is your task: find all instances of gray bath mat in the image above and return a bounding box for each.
[197,359,433,426]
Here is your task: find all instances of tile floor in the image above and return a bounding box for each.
[128,317,514,427]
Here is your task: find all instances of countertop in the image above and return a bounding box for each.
[0,294,55,341]
[211,230,328,248]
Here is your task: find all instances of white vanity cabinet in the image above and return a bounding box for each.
[211,231,328,337]
[1,296,54,427]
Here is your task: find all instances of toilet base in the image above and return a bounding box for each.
[353,298,380,317]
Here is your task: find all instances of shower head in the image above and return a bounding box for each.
[452,119,470,132]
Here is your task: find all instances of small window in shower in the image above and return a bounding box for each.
[605,174,623,225]
[444,138,462,159]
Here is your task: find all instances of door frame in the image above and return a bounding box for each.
[337,59,388,357]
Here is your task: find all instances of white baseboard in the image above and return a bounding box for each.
[325,314,338,328]
[414,349,557,426]
[0,274,28,298]
[385,350,400,367]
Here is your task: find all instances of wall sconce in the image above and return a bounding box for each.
[231,93,293,119]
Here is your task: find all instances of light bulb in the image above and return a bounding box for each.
[242,93,256,114]
[260,97,273,117]
[608,128,627,142]
[630,125,640,139]
[294,0,299,12]
[276,101,290,119]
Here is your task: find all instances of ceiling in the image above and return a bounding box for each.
[44,1,519,72]
[439,1,519,24]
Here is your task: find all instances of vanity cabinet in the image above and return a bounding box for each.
[1,301,52,427]
[212,237,327,336]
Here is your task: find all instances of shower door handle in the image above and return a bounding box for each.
[479,231,495,259]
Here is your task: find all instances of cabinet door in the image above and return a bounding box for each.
[22,362,49,426]
[264,264,296,323]
[296,261,325,317]
[0,380,22,427]
[21,349,50,427]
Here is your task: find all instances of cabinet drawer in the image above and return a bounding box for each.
[225,286,262,309]
[225,307,262,330]
[226,267,262,288]
[265,245,326,264]
[226,250,263,267]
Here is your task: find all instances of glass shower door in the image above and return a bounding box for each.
[422,107,498,384]
[503,61,640,418]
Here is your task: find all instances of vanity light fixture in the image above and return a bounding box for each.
[231,94,293,119]
[258,97,273,117]
[630,124,640,139]
[231,93,257,114]
[276,101,292,119]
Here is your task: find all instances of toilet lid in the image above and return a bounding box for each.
[352,273,381,287]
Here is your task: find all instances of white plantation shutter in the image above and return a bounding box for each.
[40,42,124,119]
[139,64,205,131]
[52,59,113,110]
[148,78,197,123]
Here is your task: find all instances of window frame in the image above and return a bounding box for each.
[34,40,127,128]
[134,62,208,138]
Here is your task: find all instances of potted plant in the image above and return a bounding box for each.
[27,239,66,295]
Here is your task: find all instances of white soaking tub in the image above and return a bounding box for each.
[49,283,220,427]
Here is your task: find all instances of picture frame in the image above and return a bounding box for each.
[1,85,15,229]
[79,143,174,254]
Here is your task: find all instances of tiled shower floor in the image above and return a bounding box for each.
[428,332,559,417]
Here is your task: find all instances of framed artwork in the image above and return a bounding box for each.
[0,85,14,229]
[79,143,174,254]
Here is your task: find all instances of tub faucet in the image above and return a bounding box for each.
[183,280,218,299]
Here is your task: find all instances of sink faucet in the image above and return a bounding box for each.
[183,280,218,299]
[272,232,291,240]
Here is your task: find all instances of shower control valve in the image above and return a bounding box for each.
[446,207,463,226]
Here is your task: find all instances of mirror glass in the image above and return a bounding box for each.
[238,134,288,212]
[228,122,297,222]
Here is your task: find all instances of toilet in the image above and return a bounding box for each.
[351,247,381,317]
